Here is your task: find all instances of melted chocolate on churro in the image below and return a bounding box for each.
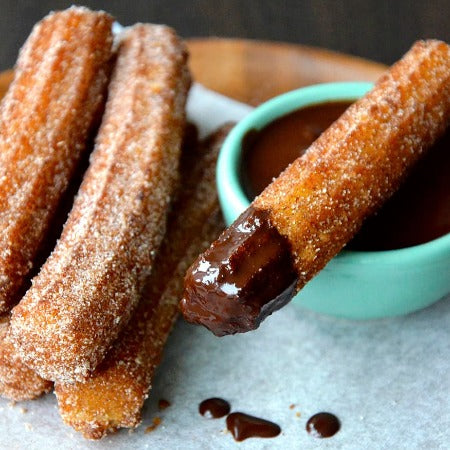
[306,412,341,438]
[180,207,298,336]
[226,412,281,441]
[199,398,230,418]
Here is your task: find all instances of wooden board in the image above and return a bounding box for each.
[0,38,386,105]
[187,38,386,105]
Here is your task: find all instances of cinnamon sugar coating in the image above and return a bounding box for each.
[10,24,191,383]
[254,40,450,289]
[0,7,114,312]
[54,126,230,439]
[0,317,52,401]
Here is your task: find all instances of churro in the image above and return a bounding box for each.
[0,143,94,401]
[55,126,230,439]
[10,24,190,382]
[0,7,114,313]
[181,40,450,336]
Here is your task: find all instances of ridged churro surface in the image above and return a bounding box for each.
[255,40,450,288]
[10,24,190,383]
[55,126,230,439]
[0,7,114,312]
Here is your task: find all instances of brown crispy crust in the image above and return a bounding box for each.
[254,40,450,288]
[10,24,191,383]
[0,7,114,313]
[55,126,231,439]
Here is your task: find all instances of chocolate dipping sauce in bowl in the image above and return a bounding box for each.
[216,82,450,319]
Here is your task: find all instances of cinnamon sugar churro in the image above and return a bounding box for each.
[55,126,230,439]
[10,24,190,382]
[0,7,114,313]
[181,40,450,336]
[0,142,94,401]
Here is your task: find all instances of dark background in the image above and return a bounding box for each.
[0,0,449,70]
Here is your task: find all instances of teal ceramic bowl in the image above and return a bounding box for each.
[216,82,450,319]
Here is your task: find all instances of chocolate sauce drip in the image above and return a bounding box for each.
[306,412,341,438]
[199,398,231,419]
[226,412,281,441]
[180,206,298,336]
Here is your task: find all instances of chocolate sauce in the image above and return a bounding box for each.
[199,398,231,418]
[180,207,298,336]
[158,399,171,410]
[347,128,450,249]
[241,102,450,250]
[306,412,341,438]
[226,412,281,441]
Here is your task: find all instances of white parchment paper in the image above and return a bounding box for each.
[0,85,448,450]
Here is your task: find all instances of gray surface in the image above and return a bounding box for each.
[0,297,449,449]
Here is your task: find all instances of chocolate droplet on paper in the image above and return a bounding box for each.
[199,398,231,419]
[306,412,340,438]
[226,412,281,441]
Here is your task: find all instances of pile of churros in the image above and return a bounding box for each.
[0,4,449,442]
[0,6,227,439]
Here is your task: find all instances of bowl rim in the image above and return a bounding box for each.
[216,81,450,266]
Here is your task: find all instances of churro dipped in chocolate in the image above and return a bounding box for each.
[0,7,114,313]
[10,24,190,382]
[181,40,450,336]
[55,126,230,439]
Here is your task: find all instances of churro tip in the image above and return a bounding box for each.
[55,371,145,439]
